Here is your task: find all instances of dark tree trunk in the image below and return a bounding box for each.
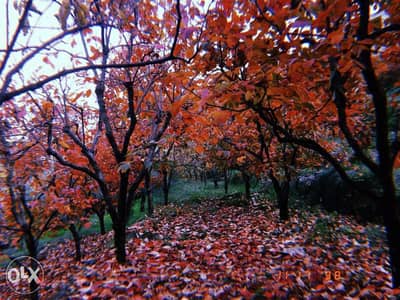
[202,171,207,186]
[96,211,106,235]
[381,176,400,287]
[69,224,82,261]
[25,232,38,261]
[280,182,289,220]
[113,171,130,264]
[29,260,39,300]
[113,222,126,264]
[242,171,251,201]
[145,170,153,216]
[355,1,400,287]
[213,178,219,188]
[24,232,39,300]
[147,190,153,216]
[224,169,229,194]
[140,190,146,212]
[162,169,169,205]
[213,173,218,189]
[359,49,400,288]
[269,171,290,221]
[210,168,218,188]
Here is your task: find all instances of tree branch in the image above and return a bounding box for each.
[0,54,182,105]
[1,23,100,97]
[368,24,400,39]
[329,57,379,174]
[0,0,33,75]
[36,210,57,241]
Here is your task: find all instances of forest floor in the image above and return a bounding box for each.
[1,193,400,299]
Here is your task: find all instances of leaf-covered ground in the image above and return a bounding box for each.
[1,195,400,299]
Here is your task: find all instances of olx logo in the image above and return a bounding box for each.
[6,256,44,295]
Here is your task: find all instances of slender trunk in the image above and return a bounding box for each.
[269,171,290,221]
[224,169,229,194]
[140,191,145,212]
[113,172,129,264]
[69,224,82,261]
[25,232,38,260]
[213,178,219,188]
[145,171,153,216]
[97,211,106,235]
[29,260,39,300]
[147,190,153,216]
[242,171,251,201]
[381,176,400,287]
[162,169,169,205]
[113,222,126,264]
[279,182,290,221]
[24,232,39,300]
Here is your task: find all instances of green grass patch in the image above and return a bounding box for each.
[152,177,258,205]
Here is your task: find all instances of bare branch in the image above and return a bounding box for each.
[0,0,33,75]
[368,24,400,39]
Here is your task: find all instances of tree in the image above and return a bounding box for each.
[45,64,172,264]
[51,171,96,261]
[0,105,57,299]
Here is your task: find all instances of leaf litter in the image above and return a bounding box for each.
[1,195,399,299]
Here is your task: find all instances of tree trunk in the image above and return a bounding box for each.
[140,190,146,212]
[213,178,219,188]
[224,169,229,194]
[269,171,290,221]
[242,171,251,201]
[355,1,400,287]
[162,169,169,205]
[29,260,39,300]
[279,182,290,221]
[69,224,82,261]
[25,233,38,261]
[145,170,153,216]
[113,222,126,264]
[96,211,106,235]
[381,178,400,287]
[147,190,154,216]
[24,232,39,300]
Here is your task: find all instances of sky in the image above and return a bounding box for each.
[0,1,78,87]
